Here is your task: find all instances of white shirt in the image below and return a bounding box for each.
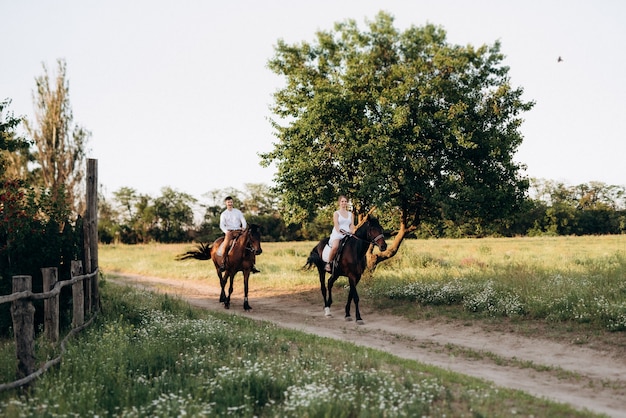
[220,208,247,233]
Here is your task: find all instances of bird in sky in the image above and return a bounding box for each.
[557,56,563,62]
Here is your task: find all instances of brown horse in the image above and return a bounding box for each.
[177,224,262,310]
[303,215,387,324]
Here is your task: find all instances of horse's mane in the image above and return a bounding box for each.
[355,215,381,233]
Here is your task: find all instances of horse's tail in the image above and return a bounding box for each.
[176,242,212,261]
[302,246,322,270]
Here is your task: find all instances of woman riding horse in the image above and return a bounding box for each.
[304,215,387,324]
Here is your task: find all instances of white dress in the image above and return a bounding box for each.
[329,211,353,244]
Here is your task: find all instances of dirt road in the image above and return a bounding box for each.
[108,273,626,417]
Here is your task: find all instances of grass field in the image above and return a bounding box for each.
[99,235,626,331]
[1,235,623,416]
[0,281,600,417]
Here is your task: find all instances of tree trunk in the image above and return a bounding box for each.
[366,219,416,271]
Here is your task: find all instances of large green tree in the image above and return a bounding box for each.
[25,59,91,214]
[152,187,197,242]
[261,12,534,266]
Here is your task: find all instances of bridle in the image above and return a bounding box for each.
[242,228,262,255]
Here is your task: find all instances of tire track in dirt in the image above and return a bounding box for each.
[108,274,626,417]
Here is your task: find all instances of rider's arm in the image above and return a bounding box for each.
[333,211,341,233]
[239,210,247,230]
[219,213,228,233]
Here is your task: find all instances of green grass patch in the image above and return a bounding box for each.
[370,236,626,331]
[0,283,596,417]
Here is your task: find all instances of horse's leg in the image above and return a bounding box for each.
[318,267,331,316]
[344,283,353,321]
[347,277,364,324]
[224,272,235,309]
[243,270,252,311]
[326,274,338,315]
[217,270,227,304]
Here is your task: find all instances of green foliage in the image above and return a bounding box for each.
[261,11,533,233]
[0,99,31,181]
[0,179,82,334]
[527,179,626,236]
[151,187,197,243]
[99,178,626,244]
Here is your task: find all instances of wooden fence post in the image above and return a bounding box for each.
[71,261,84,328]
[42,267,59,342]
[85,158,99,311]
[11,275,35,380]
[83,243,92,314]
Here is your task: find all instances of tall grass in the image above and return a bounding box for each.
[99,236,626,331]
[371,236,626,331]
[0,283,594,417]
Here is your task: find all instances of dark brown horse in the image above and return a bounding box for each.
[303,215,387,324]
[177,224,262,310]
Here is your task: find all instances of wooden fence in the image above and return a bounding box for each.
[0,158,99,391]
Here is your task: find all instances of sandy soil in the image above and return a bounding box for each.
[108,273,626,417]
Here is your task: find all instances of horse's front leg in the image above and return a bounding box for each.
[224,272,235,309]
[242,270,252,311]
[217,270,228,304]
[346,278,364,324]
[319,269,331,316]
[326,275,338,316]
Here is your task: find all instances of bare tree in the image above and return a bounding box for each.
[25,59,91,214]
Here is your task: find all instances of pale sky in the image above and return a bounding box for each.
[2,0,625,202]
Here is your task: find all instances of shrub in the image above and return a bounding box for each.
[0,179,83,334]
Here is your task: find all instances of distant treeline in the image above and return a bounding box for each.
[98,179,625,244]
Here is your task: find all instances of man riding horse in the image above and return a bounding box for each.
[218,196,259,273]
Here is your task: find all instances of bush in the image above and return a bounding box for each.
[0,179,83,335]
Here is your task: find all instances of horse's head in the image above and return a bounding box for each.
[365,216,387,251]
[246,224,263,255]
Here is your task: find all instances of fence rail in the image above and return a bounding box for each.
[0,269,98,305]
[0,296,98,392]
[0,263,99,392]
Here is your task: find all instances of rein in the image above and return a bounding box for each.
[341,228,384,248]
[237,230,253,253]
[241,229,260,254]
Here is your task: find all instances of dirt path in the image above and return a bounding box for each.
[108,274,626,417]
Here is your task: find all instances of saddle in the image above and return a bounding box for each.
[327,235,349,272]
[218,230,243,257]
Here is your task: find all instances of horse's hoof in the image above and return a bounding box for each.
[324,307,332,317]
[345,316,353,322]
[356,319,365,325]
[244,303,252,311]
[224,304,230,310]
